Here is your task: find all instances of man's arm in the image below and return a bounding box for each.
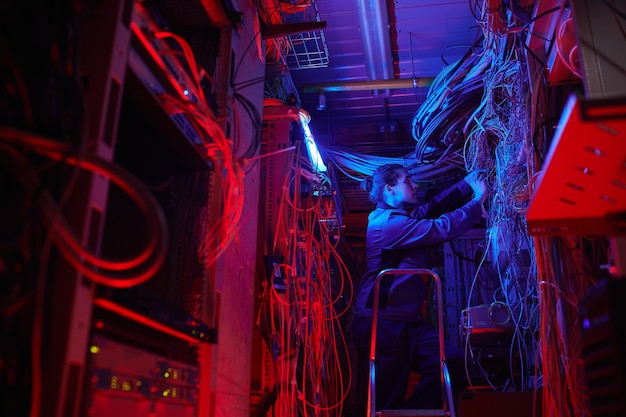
[413,170,487,219]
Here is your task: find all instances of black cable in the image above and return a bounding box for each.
[233,92,263,164]
[602,0,626,20]
[253,386,278,417]
[522,6,563,33]
[234,76,267,92]
[232,27,264,85]
[449,240,478,264]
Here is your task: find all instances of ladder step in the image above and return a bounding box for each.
[377,409,448,417]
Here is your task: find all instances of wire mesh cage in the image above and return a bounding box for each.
[281,0,329,70]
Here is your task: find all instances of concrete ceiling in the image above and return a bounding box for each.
[280,0,484,236]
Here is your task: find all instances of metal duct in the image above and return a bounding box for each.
[301,0,435,95]
[300,77,434,93]
[355,0,394,83]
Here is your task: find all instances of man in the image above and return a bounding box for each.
[352,164,488,415]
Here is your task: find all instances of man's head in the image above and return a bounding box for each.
[363,164,419,209]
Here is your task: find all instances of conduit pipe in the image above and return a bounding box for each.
[300,77,435,93]
[355,0,394,82]
[302,0,434,95]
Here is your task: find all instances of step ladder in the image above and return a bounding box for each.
[368,268,456,417]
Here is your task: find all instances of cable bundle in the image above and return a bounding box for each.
[411,52,487,168]
[261,141,353,417]
[151,30,246,269]
[463,25,542,395]
[407,0,548,394]
[533,235,604,417]
[0,127,169,288]
[459,4,611,416]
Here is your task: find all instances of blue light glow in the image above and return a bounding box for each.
[299,110,327,172]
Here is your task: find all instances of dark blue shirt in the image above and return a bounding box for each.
[354,179,483,321]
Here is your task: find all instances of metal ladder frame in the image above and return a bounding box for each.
[367,268,456,417]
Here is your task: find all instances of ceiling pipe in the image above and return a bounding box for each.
[355,0,394,84]
[300,77,435,93]
[302,0,435,95]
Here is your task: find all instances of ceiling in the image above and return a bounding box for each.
[146,0,496,250]
[267,0,485,239]
[288,0,480,139]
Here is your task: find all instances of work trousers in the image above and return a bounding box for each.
[351,315,465,416]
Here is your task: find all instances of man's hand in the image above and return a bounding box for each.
[464,170,488,203]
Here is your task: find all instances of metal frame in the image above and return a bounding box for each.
[283,0,329,70]
[367,268,455,417]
